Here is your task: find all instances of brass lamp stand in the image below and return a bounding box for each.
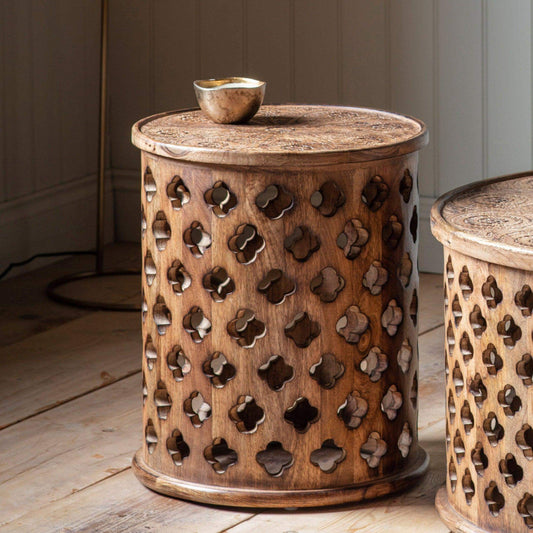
[47,0,140,312]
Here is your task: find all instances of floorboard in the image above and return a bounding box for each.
[0,245,446,533]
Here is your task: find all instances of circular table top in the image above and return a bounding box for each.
[431,172,533,270]
[131,104,427,167]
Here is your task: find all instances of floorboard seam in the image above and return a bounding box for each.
[219,512,263,532]
[0,369,141,432]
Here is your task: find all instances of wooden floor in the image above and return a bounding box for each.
[0,244,448,533]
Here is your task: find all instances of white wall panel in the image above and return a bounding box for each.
[390,0,436,198]
[486,0,532,177]
[437,1,483,193]
[246,0,292,104]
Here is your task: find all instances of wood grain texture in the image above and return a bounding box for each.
[135,105,427,506]
[132,105,427,168]
[0,248,445,531]
[431,173,533,271]
[434,245,533,532]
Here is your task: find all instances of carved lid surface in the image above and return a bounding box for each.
[431,172,533,270]
[132,104,427,167]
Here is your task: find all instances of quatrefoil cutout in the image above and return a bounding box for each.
[498,385,522,417]
[204,438,237,474]
[410,205,418,243]
[483,412,504,446]
[462,469,475,505]
[284,397,319,433]
[398,253,413,287]
[166,429,190,466]
[448,390,456,423]
[310,181,345,217]
[381,385,403,420]
[152,211,171,251]
[310,266,345,302]
[484,482,505,517]
[499,453,523,487]
[516,424,533,460]
[145,419,157,454]
[452,361,464,394]
[516,353,533,386]
[257,269,296,305]
[310,439,346,473]
[202,352,236,388]
[255,184,294,219]
[309,353,344,389]
[141,291,148,324]
[167,260,191,295]
[154,381,171,420]
[460,332,473,364]
[153,296,171,335]
[184,391,211,428]
[411,372,418,409]
[461,401,474,434]
[337,219,369,259]
[397,339,413,374]
[204,180,237,217]
[459,266,473,299]
[360,431,387,468]
[258,355,294,391]
[469,305,486,338]
[363,261,388,295]
[166,175,190,210]
[285,312,320,348]
[227,308,266,348]
[497,314,522,347]
[336,305,369,345]
[144,167,156,202]
[360,346,388,382]
[183,306,211,343]
[202,266,235,302]
[469,373,488,408]
[398,423,412,458]
[144,335,157,370]
[449,458,457,493]
[284,226,320,262]
[518,493,533,529]
[361,175,389,211]
[446,256,455,287]
[399,169,413,203]
[228,223,265,264]
[382,215,403,249]
[409,289,418,326]
[471,442,488,475]
[337,390,368,429]
[482,275,502,309]
[167,345,191,381]
[142,374,147,406]
[482,343,502,375]
[256,441,293,477]
[229,395,265,434]
[144,251,156,286]
[454,431,465,464]
[382,299,403,336]
[515,285,533,316]
[184,221,212,258]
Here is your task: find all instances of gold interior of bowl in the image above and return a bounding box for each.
[194,77,265,90]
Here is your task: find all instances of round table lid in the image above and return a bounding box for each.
[431,172,533,270]
[131,104,427,168]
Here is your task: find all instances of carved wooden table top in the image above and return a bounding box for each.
[431,172,533,270]
[132,104,427,167]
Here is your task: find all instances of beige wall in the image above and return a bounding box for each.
[1,0,532,274]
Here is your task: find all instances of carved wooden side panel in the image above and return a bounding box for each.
[443,247,533,533]
[139,151,422,497]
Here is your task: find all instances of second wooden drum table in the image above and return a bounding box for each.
[131,104,428,507]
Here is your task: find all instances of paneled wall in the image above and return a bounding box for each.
[0,0,111,275]
[109,0,533,272]
[1,1,531,274]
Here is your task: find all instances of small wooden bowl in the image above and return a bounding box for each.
[193,77,266,124]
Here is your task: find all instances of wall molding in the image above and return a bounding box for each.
[0,174,114,277]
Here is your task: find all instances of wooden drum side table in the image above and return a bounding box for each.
[431,172,533,532]
[131,105,428,507]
